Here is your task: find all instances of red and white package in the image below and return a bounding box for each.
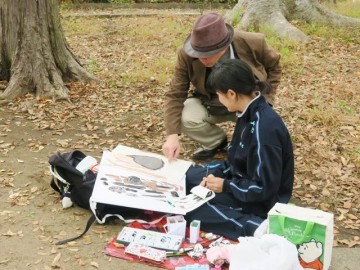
[124,243,167,263]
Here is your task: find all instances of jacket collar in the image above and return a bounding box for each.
[236,92,263,118]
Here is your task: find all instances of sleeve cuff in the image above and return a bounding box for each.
[223,179,231,192]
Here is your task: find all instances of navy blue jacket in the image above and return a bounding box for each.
[215,95,294,218]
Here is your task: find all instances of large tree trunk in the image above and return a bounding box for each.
[226,0,360,41]
[0,0,95,103]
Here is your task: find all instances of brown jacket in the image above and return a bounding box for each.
[164,30,282,135]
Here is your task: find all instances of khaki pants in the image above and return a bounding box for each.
[181,97,236,150]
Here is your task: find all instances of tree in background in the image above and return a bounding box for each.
[0,0,95,103]
[226,0,360,41]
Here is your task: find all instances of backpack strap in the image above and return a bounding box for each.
[55,214,96,246]
[49,166,71,186]
[55,211,169,246]
[99,213,169,225]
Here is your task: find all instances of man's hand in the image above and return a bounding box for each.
[201,174,224,193]
[162,134,181,162]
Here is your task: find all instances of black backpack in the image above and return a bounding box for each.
[49,151,97,210]
[48,150,146,245]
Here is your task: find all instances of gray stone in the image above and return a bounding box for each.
[330,248,360,270]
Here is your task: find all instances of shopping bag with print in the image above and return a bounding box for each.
[268,203,334,270]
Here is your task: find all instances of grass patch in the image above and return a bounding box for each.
[86,59,101,73]
[303,107,341,127]
[111,56,174,85]
[337,100,357,115]
[299,22,358,42]
[323,0,360,18]
[351,145,360,167]
[62,17,103,35]
[259,24,301,69]
[109,16,192,84]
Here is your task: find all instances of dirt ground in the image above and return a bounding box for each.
[1,6,359,270]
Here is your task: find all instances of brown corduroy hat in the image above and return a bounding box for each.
[183,13,234,58]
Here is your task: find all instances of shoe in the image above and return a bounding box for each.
[192,138,228,160]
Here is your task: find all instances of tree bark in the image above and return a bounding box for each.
[226,0,360,41]
[0,0,96,103]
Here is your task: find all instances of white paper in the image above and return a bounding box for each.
[190,185,214,199]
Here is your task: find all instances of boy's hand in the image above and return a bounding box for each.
[202,174,224,193]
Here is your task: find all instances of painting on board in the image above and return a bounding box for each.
[90,145,195,215]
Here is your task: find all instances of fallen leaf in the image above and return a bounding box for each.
[91,261,99,268]
[3,230,16,237]
[343,201,352,209]
[347,214,358,220]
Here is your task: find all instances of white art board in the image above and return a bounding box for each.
[90,145,215,218]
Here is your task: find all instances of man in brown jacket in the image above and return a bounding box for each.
[162,13,281,161]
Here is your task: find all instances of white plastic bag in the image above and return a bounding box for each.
[228,234,303,270]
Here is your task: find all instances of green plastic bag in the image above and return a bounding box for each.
[268,203,334,270]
